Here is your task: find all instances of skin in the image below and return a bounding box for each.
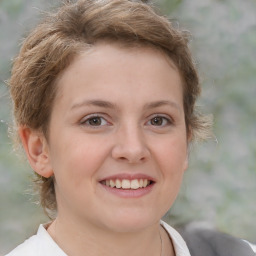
[20,43,189,256]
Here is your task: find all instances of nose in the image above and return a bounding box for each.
[111,124,150,164]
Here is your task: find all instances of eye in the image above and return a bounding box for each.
[81,115,108,127]
[147,115,172,127]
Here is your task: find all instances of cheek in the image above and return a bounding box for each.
[50,135,109,186]
[155,136,187,193]
[156,139,187,211]
[156,136,188,173]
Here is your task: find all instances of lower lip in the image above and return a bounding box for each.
[99,183,154,198]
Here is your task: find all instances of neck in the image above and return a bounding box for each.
[47,216,166,256]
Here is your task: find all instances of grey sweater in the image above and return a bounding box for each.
[179,225,255,256]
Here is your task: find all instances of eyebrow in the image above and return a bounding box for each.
[143,100,181,112]
[71,99,181,112]
[71,99,117,110]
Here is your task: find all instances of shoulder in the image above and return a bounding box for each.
[177,222,256,256]
[5,224,67,256]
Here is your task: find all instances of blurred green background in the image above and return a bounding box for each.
[0,0,255,254]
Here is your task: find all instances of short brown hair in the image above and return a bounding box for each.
[9,0,211,217]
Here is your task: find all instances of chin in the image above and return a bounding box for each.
[100,209,161,233]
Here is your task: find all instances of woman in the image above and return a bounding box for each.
[6,0,255,255]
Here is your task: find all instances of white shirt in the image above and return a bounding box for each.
[244,240,256,253]
[5,221,191,256]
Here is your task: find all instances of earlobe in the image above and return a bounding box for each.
[19,126,54,178]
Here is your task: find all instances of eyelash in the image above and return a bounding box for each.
[80,114,109,127]
[146,115,173,127]
[80,114,173,128]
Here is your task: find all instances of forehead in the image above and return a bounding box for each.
[54,42,183,105]
[57,42,179,82]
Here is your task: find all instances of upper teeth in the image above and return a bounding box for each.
[103,179,150,189]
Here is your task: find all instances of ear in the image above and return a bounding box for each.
[19,126,53,178]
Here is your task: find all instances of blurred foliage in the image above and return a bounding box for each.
[0,0,24,17]
[160,0,256,242]
[0,0,256,254]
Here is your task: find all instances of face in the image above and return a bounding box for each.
[45,43,189,232]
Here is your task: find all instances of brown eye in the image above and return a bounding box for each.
[151,116,164,126]
[88,117,102,126]
[81,116,108,127]
[148,115,171,127]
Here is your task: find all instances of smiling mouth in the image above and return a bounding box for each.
[100,179,153,190]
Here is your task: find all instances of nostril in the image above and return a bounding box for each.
[111,141,150,163]
[116,155,147,164]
